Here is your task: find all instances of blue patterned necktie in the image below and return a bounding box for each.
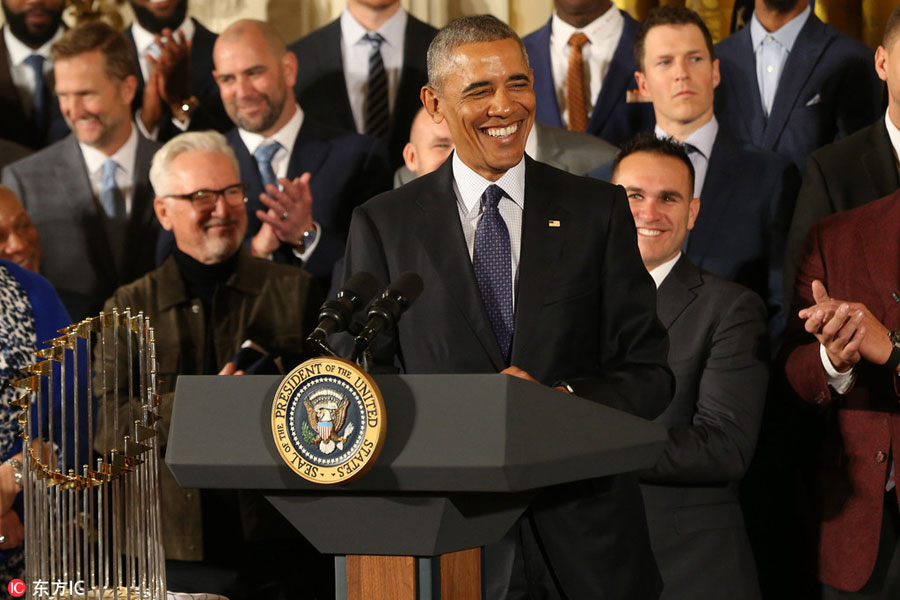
[253,141,282,189]
[474,184,514,361]
[363,32,389,139]
[100,159,125,218]
[24,54,46,132]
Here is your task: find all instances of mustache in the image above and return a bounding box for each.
[202,218,240,229]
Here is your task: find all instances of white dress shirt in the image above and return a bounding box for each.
[749,5,810,117]
[237,105,320,261]
[79,125,139,214]
[3,25,63,117]
[884,108,900,172]
[655,116,718,199]
[549,8,624,129]
[452,152,525,305]
[649,252,680,289]
[340,7,406,134]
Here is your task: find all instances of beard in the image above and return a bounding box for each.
[130,0,188,33]
[1,1,64,48]
[761,0,801,14]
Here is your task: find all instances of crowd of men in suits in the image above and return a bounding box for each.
[0,0,898,597]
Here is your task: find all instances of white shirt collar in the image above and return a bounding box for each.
[884,108,900,167]
[237,103,304,155]
[655,116,718,161]
[649,252,681,288]
[340,5,407,48]
[550,7,623,47]
[4,24,63,66]
[79,123,138,177]
[452,151,526,215]
[750,5,810,52]
[131,14,196,57]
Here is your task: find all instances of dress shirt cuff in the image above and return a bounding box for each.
[171,115,191,131]
[820,344,856,394]
[134,111,159,141]
[290,222,322,262]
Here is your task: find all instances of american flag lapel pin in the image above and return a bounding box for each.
[548,219,561,228]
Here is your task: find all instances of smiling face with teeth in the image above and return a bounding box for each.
[421,37,535,182]
[612,151,699,272]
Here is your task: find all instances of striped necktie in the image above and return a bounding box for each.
[363,32,389,139]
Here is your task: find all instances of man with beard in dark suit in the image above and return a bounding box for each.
[341,14,672,599]
[288,0,437,168]
[125,0,231,140]
[0,0,69,148]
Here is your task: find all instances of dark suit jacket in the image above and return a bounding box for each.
[589,128,799,338]
[523,11,655,146]
[0,27,69,149]
[288,13,437,169]
[640,255,767,599]
[1,133,160,321]
[225,120,391,286]
[343,154,673,598]
[783,190,900,592]
[784,119,899,309]
[714,13,881,171]
[0,138,30,171]
[125,18,231,138]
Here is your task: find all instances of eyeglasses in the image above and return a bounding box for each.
[166,183,249,211]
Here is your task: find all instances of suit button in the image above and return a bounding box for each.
[814,392,827,405]
[191,303,200,314]
[186,492,193,500]
[876,451,887,463]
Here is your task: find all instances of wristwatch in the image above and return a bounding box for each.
[884,329,900,372]
[296,224,318,252]
[5,458,22,489]
[174,95,200,122]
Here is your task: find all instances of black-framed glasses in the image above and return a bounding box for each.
[167,183,249,211]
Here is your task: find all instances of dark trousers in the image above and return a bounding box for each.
[822,492,900,599]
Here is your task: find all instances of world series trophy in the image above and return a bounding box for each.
[13,309,165,599]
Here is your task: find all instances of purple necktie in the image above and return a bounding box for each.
[474,184,514,361]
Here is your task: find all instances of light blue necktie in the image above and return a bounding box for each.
[100,159,125,218]
[24,54,46,132]
[253,142,282,189]
[474,184,514,361]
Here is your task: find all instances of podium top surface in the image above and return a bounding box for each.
[166,373,667,493]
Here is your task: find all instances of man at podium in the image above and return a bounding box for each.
[342,14,674,600]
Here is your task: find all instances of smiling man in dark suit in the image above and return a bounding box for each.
[1,21,159,321]
[342,14,672,599]
[715,0,880,171]
[522,0,654,146]
[0,0,69,149]
[288,0,437,168]
[212,19,391,289]
[613,133,768,600]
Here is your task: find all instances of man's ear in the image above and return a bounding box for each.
[402,142,418,174]
[281,50,298,89]
[711,58,721,90]
[421,86,445,124]
[154,197,174,231]
[686,197,701,230]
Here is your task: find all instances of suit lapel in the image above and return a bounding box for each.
[414,159,507,370]
[657,255,700,329]
[123,135,158,279]
[319,20,356,133]
[586,11,635,134]
[510,157,568,363]
[862,121,900,199]
[687,131,737,261]
[0,35,24,117]
[763,16,829,150]
[722,28,767,145]
[859,197,900,322]
[529,20,564,129]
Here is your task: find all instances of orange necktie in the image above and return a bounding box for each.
[566,32,590,132]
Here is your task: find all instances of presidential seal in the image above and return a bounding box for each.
[271,356,386,484]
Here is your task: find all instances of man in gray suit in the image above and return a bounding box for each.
[612,133,768,599]
[394,106,617,186]
[2,21,159,321]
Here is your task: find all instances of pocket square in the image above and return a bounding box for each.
[805,93,822,107]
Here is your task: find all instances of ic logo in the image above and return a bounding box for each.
[7,579,25,597]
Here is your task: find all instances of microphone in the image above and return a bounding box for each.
[351,272,424,361]
[306,271,379,355]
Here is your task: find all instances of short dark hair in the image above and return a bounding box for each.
[612,132,695,195]
[633,6,715,72]
[51,20,138,82]
[884,6,900,50]
[427,14,529,91]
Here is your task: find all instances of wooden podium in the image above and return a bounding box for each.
[166,374,667,599]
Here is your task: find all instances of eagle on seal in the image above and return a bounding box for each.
[303,390,352,454]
